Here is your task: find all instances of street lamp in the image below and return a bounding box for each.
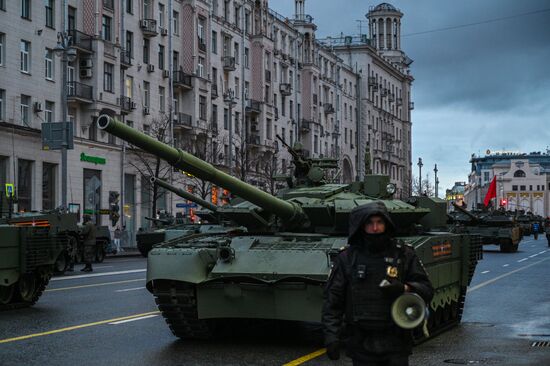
[53,31,77,209]
[417,157,423,195]
[223,89,237,176]
[434,163,439,198]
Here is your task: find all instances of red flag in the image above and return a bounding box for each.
[483,176,497,207]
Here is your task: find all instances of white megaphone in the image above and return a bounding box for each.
[390,292,427,330]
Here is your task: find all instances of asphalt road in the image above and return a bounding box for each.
[1,237,549,366]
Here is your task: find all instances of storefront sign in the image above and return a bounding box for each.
[80,153,106,165]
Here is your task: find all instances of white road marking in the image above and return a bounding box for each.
[108,315,159,325]
[518,258,528,263]
[51,269,146,281]
[469,256,550,292]
[502,264,510,267]
[93,265,114,269]
[481,270,490,274]
[529,254,539,258]
[539,250,547,254]
[115,287,146,293]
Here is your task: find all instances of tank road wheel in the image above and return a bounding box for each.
[442,304,451,323]
[0,284,15,305]
[54,251,69,274]
[500,239,516,253]
[18,275,37,303]
[450,301,459,320]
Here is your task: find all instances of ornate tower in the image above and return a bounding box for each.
[367,3,410,66]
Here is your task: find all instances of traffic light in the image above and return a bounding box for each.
[500,199,507,207]
[109,191,120,226]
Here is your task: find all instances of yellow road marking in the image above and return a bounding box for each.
[0,311,160,344]
[45,278,145,292]
[282,348,326,366]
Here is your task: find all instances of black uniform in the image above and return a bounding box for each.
[322,202,434,365]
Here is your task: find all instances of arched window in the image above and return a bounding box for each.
[513,170,526,178]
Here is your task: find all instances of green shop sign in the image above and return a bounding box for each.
[80,153,106,165]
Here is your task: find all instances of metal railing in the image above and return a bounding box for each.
[68,29,93,53]
[174,112,193,128]
[140,19,158,36]
[120,49,132,67]
[245,99,262,114]
[173,70,193,89]
[279,83,292,96]
[103,0,114,10]
[211,84,219,98]
[67,82,93,101]
[120,96,135,111]
[222,56,236,71]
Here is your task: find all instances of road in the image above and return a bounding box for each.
[1,237,549,365]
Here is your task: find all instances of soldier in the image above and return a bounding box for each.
[322,201,434,366]
[80,215,96,272]
[545,219,550,247]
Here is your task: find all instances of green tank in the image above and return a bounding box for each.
[136,177,241,257]
[98,115,482,341]
[449,203,521,252]
[0,202,79,309]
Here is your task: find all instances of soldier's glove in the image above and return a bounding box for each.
[379,278,405,299]
[326,341,341,360]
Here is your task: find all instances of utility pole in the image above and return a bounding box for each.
[434,163,439,198]
[417,157,423,195]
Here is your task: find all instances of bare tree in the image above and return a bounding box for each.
[412,173,435,197]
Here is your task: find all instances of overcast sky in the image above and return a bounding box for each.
[270,0,550,194]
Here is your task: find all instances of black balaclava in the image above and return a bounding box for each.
[362,215,391,253]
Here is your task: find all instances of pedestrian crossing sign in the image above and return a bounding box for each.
[5,183,14,198]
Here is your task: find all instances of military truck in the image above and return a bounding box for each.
[98,115,482,342]
[136,177,242,257]
[449,203,521,252]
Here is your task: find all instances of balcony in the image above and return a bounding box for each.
[312,94,318,105]
[323,103,335,114]
[173,70,193,90]
[120,49,132,69]
[103,0,114,10]
[265,70,271,83]
[222,56,236,71]
[211,84,219,99]
[368,76,376,86]
[120,96,136,114]
[68,29,93,53]
[247,134,261,146]
[245,99,262,115]
[388,94,395,102]
[67,82,93,103]
[174,113,193,129]
[294,14,314,24]
[396,97,403,106]
[140,19,158,37]
[300,119,312,133]
[409,101,415,110]
[198,39,207,52]
[210,121,219,134]
[279,83,292,96]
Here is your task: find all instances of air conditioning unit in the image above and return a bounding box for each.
[140,19,149,28]
[162,70,170,78]
[161,28,168,36]
[80,59,93,68]
[80,68,93,78]
[33,102,43,112]
[131,102,137,110]
[147,64,155,72]
[143,107,150,115]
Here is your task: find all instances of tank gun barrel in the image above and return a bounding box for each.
[452,202,478,221]
[98,116,303,223]
[150,177,218,213]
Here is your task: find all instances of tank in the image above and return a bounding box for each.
[135,177,241,257]
[98,115,482,341]
[449,203,522,252]
[0,199,79,309]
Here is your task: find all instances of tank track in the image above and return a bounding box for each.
[0,274,50,311]
[151,280,214,339]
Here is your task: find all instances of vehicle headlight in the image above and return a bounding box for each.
[386,183,397,195]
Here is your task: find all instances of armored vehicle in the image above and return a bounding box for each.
[136,177,240,257]
[98,115,482,341]
[449,203,521,252]
[0,200,78,309]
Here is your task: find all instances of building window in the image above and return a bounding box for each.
[0,0,5,11]
[158,45,165,70]
[234,112,240,134]
[512,185,518,191]
[20,94,30,125]
[314,135,319,153]
[234,42,239,64]
[197,56,204,78]
[20,40,30,73]
[223,108,228,130]
[0,89,4,121]
[483,171,490,182]
[126,0,133,14]
[143,38,150,64]
[45,100,54,123]
[143,81,150,107]
[42,163,56,210]
[173,11,179,35]
[84,169,102,224]
[520,185,526,191]
[102,15,112,41]
[199,95,206,120]
[18,159,33,212]
[159,86,165,113]
[234,77,239,97]
[212,104,218,127]
[45,0,55,28]
[0,33,4,66]
[211,31,217,54]
[45,48,54,80]
[245,10,250,33]
[244,47,249,68]
[513,170,526,178]
[266,118,272,140]
[21,0,31,19]
[529,185,533,191]
[103,62,114,92]
[198,17,205,43]
[125,31,134,58]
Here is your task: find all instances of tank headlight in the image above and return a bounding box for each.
[386,183,397,195]
[217,247,235,263]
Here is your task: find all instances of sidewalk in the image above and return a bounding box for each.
[106,247,143,258]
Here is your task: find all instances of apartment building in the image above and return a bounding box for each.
[0,0,414,242]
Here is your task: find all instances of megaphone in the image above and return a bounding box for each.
[391,292,426,330]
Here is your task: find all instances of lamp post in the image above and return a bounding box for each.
[53,31,77,209]
[434,163,439,198]
[223,89,237,176]
[417,157,423,195]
